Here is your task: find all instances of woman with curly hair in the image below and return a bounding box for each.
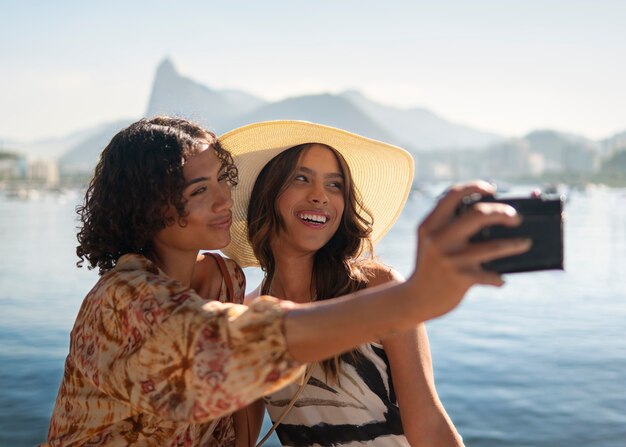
[43,117,529,447]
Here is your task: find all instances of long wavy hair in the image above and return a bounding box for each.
[247,143,375,381]
[76,116,238,274]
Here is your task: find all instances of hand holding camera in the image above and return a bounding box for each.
[409,182,534,319]
[456,193,564,274]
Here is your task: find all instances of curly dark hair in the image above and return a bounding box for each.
[76,116,238,274]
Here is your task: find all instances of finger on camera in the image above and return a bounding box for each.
[460,238,532,264]
[444,202,521,243]
[421,181,496,233]
[473,202,522,227]
[467,269,505,287]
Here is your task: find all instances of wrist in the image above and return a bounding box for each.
[389,280,427,329]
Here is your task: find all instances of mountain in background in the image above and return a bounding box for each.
[524,129,596,154]
[3,58,624,178]
[222,93,396,143]
[146,58,266,132]
[3,125,114,160]
[340,90,502,150]
[523,129,600,173]
[146,59,503,150]
[58,120,133,174]
[502,130,598,174]
[600,130,626,154]
[55,58,512,169]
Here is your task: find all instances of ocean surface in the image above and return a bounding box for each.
[1,185,625,446]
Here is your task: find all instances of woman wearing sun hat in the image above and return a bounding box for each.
[42,116,527,447]
[215,120,525,446]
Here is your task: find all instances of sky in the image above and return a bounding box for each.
[1,0,625,143]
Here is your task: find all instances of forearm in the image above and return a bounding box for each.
[233,399,265,447]
[409,404,464,447]
[283,280,423,363]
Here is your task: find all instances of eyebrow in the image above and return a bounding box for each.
[297,166,344,179]
[184,176,210,188]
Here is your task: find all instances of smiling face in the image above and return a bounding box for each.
[154,145,234,255]
[271,144,346,256]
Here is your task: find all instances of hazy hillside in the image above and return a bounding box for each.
[341,90,503,150]
[58,120,133,173]
[601,130,626,154]
[146,59,266,132]
[145,59,505,149]
[523,130,599,171]
[223,94,396,144]
[11,58,622,178]
[5,126,110,160]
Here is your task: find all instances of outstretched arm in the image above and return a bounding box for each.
[283,181,530,363]
[165,181,528,424]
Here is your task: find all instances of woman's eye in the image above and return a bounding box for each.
[190,186,207,196]
[294,175,308,182]
[328,182,343,189]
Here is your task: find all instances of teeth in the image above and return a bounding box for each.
[300,213,328,223]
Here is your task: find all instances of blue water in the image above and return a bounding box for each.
[1,187,625,446]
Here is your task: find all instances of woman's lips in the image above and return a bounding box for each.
[208,215,232,229]
[297,210,331,228]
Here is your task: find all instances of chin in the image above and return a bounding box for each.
[301,239,333,253]
[209,236,231,250]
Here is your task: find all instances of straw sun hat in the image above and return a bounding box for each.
[219,120,414,267]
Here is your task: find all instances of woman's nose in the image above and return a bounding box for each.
[308,184,328,205]
[212,184,233,212]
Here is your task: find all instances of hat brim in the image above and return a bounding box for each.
[219,120,414,267]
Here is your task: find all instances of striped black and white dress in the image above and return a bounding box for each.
[265,342,410,446]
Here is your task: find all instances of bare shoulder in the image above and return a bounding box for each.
[193,252,219,282]
[192,252,248,303]
[364,261,405,288]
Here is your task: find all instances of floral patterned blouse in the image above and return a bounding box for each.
[42,254,303,446]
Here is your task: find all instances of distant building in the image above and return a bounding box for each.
[27,158,60,186]
[0,152,22,179]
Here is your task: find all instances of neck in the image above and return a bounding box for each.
[270,252,315,303]
[150,245,198,288]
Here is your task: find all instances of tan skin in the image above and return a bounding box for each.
[245,145,462,446]
[152,145,257,446]
[277,185,528,359]
[191,252,264,447]
[175,145,530,445]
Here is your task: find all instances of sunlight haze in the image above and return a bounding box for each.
[1,0,624,142]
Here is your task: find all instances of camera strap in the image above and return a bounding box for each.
[255,365,313,447]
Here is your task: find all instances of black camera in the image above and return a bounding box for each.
[456,195,564,274]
